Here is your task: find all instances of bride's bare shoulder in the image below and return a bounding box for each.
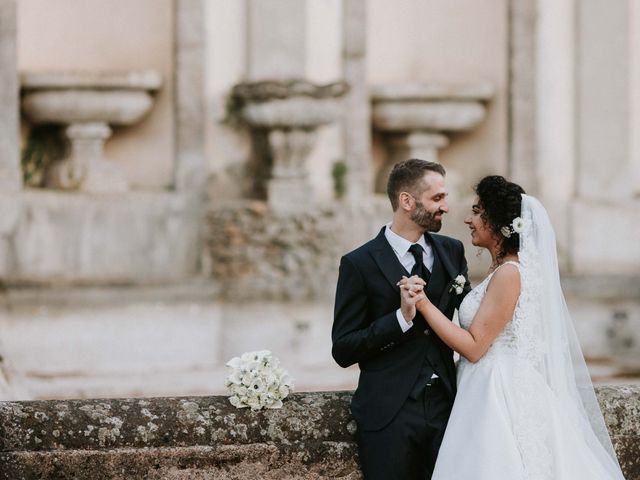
[486,263,521,296]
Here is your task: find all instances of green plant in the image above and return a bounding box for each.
[331,160,348,199]
[21,124,67,187]
[221,93,245,129]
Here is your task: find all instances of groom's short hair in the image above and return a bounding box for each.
[387,159,446,211]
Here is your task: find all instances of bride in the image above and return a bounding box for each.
[400,176,625,479]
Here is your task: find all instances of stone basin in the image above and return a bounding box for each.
[371,81,494,132]
[21,70,162,126]
[231,79,348,129]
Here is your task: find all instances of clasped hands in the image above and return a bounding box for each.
[398,275,429,323]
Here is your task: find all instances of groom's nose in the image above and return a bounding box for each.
[440,201,449,213]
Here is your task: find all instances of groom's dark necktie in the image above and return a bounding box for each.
[409,243,431,282]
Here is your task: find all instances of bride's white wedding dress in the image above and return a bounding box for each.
[432,195,625,480]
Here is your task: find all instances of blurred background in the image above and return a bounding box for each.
[0,0,638,400]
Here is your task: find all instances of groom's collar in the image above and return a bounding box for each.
[384,224,429,258]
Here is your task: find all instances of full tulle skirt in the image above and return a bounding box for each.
[432,355,624,480]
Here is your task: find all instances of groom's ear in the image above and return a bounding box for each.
[398,192,414,211]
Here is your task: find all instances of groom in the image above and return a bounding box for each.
[331,159,471,479]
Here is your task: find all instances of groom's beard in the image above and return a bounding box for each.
[411,200,443,232]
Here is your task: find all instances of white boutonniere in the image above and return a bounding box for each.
[225,350,294,411]
[449,275,466,295]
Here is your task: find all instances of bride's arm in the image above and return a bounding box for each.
[403,265,520,363]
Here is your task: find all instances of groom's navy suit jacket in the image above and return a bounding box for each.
[332,227,471,431]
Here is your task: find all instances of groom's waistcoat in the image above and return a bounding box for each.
[332,228,464,432]
[406,244,449,399]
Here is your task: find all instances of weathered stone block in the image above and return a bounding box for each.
[0,387,638,479]
[7,190,201,284]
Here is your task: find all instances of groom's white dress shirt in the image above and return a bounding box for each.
[384,224,434,333]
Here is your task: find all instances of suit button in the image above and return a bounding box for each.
[424,328,430,336]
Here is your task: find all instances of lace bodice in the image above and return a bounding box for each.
[458,261,528,359]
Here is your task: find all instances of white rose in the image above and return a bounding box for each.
[455,286,463,295]
[229,395,248,408]
[278,385,290,398]
[512,217,525,233]
[226,356,242,369]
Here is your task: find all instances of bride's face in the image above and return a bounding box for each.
[464,197,495,248]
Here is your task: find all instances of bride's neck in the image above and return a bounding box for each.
[487,243,517,272]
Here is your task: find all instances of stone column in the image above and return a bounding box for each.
[576,0,630,199]
[342,0,372,202]
[535,0,576,272]
[174,0,206,192]
[571,0,640,274]
[0,0,21,276]
[247,0,306,79]
[508,0,538,195]
[0,0,20,192]
[629,0,640,197]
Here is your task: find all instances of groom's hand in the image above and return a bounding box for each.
[399,275,426,323]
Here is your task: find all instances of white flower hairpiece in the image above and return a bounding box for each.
[500,216,526,238]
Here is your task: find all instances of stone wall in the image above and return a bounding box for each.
[206,200,388,302]
[1,386,639,479]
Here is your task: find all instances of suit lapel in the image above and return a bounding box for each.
[370,227,406,293]
[425,233,457,281]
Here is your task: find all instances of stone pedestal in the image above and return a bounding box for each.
[231,80,347,214]
[46,122,129,193]
[267,129,317,212]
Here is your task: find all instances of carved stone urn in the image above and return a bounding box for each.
[21,71,162,193]
[371,82,494,184]
[231,79,348,213]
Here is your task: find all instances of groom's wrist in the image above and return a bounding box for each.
[397,308,414,332]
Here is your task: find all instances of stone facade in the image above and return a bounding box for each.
[1,386,638,479]
[0,0,637,404]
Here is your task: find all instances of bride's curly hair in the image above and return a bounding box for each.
[474,175,525,262]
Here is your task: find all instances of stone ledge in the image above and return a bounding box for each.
[1,387,638,479]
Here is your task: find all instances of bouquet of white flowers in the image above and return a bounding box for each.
[224,350,294,411]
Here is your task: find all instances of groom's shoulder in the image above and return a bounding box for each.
[341,231,385,264]
[343,237,378,262]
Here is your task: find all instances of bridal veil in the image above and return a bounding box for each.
[518,194,624,478]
